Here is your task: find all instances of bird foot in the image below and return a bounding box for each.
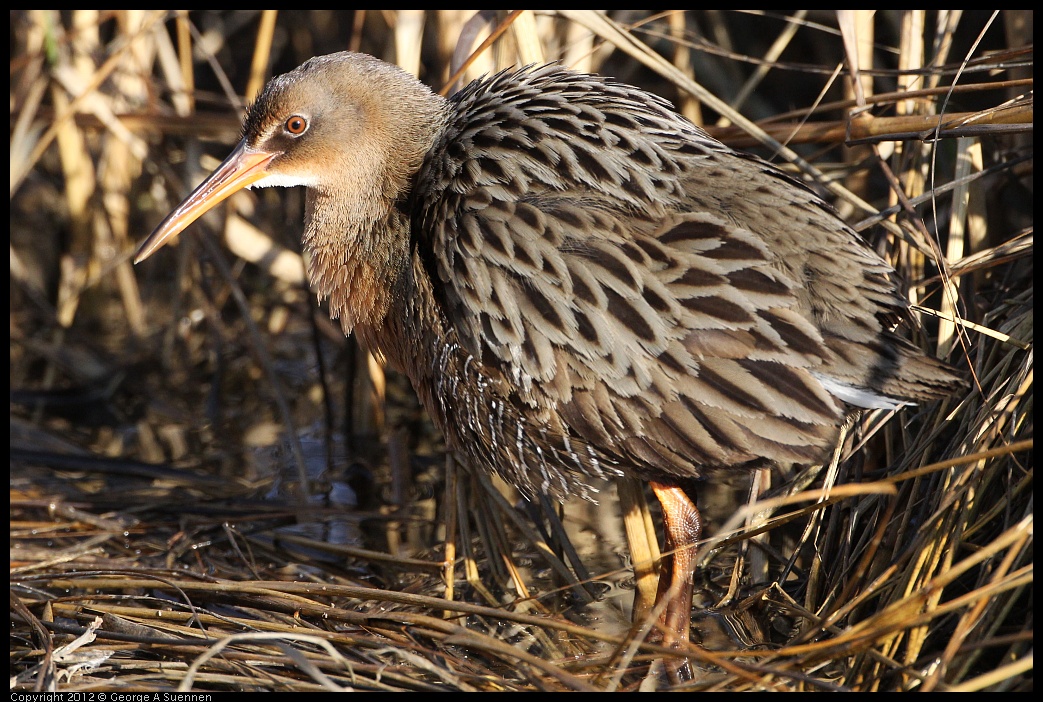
[645,617,695,684]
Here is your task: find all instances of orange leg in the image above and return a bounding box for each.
[650,481,702,681]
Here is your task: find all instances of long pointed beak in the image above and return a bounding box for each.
[134,141,279,263]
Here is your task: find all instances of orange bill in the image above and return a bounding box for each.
[134,141,279,263]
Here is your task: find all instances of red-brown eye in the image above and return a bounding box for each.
[285,115,308,135]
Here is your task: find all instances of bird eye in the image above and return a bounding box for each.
[284,115,308,135]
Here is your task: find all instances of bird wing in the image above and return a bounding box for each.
[415,66,876,479]
[421,183,851,479]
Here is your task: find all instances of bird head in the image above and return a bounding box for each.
[135,52,447,264]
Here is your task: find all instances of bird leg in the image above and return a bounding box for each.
[650,481,702,682]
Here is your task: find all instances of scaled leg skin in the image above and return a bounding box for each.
[650,482,702,682]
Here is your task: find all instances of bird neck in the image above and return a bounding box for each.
[302,188,460,409]
[299,93,448,338]
[302,188,412,336]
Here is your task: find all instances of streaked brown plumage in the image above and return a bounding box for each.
[136,52,962,676]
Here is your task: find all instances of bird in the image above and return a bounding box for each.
[135,51,962,678]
